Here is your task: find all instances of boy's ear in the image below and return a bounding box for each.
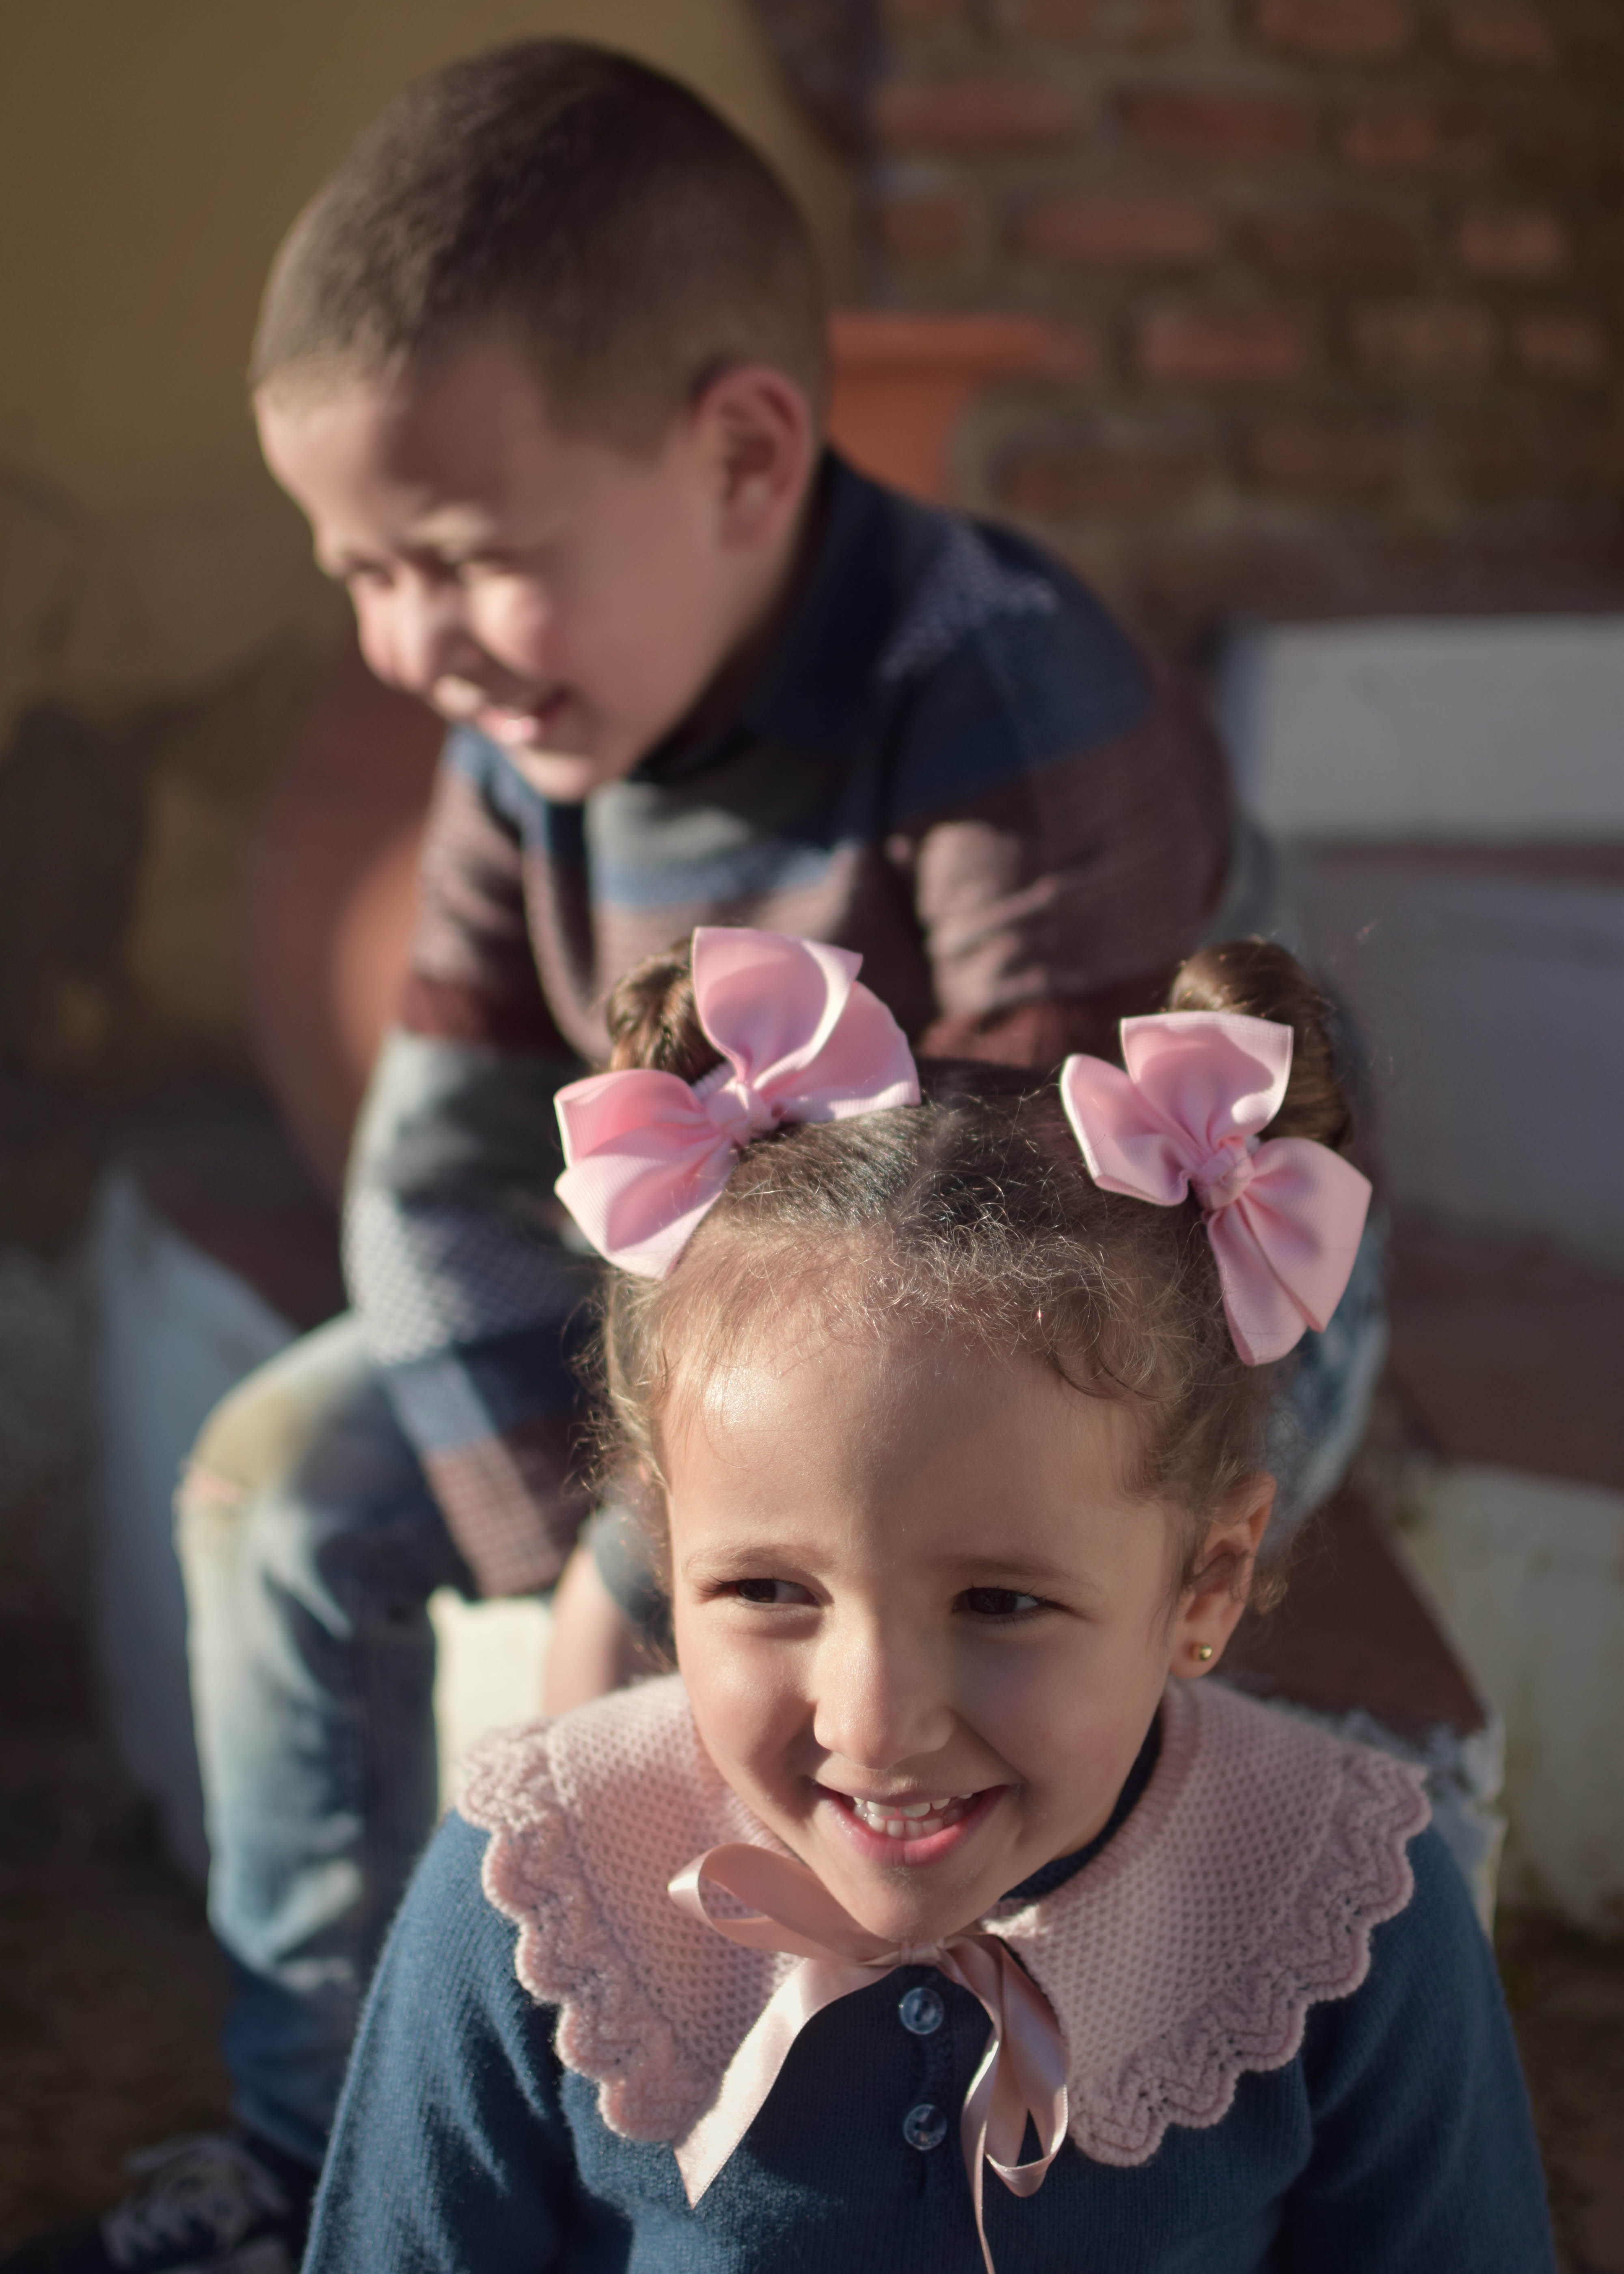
[691,363,816,542]
[1168,1472,1275,1681]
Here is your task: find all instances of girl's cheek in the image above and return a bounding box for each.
[684,1622,807,1773]
[956,1634,1080,1736]
[956,1632,1142,1781]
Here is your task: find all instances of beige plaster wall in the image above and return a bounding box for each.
[0,2,850,1078]
[0,0,851,728]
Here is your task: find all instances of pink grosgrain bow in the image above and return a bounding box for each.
[668,1845,1069,2274]
[1059,1012,1371,1366]
[553,927,920,1278]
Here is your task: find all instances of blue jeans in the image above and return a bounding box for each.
[175,1314,473,2170]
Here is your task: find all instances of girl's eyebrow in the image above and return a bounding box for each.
[679,1544,813,1580]
[939,1552,1102,1595]
[678,1545,1105,1595]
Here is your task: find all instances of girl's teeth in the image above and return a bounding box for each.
[847,1791,978,1837]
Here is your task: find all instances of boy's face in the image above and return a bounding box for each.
[257,338,807,802]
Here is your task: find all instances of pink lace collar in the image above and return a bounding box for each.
[458,1674,1427,2168]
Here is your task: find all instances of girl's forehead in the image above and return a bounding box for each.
[664,1323,1156,1549]
[671,1314,1024,1435]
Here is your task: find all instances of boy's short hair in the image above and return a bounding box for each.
[252,40,828,448]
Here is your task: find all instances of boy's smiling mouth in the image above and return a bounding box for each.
[477,690,572,749]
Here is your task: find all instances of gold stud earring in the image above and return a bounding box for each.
[1194,1643,1214,1662]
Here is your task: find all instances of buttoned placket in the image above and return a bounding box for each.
[892,1965,967,2202]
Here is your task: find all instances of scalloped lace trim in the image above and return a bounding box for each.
[458,1676,1428,2166]
[462,1729,700,2140]
[1030,1731,1428,2164]
[459,1683,796,2144]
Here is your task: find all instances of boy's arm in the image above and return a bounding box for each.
[345,741,597,1598]
[883,547,1240,1068]
[1281,1827,1557,2272]
[304,1811,576,2273]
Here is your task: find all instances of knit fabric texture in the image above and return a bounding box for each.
[458,1673,1429,2168]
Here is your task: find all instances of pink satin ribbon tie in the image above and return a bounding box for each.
[1191,1134,1258,1212]
[553,927,920,1278]
[667,1845,1069,2274]
[1059,1011,1372,1365]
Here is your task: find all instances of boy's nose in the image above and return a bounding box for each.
[361,581,482,700]
[810,1617,955,1772]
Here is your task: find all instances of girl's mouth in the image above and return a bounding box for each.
[823,1785,999,1866]
[850,1791,974,1838]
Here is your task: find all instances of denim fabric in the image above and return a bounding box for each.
[176,1313,473,2168]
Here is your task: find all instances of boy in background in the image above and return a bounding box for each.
[4,41,1377,2274]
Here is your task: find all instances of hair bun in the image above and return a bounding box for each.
[603,940,723,1083]
[1166,938,1353,1154]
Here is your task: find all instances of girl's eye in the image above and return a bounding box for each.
[728,1577,814,1607]
[959,1587,1045,1621]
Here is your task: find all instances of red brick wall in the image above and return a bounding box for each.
[855,0,1624,652]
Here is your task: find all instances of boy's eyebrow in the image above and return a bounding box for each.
[311,538,436,579]
[312,535,387,577]
[314,515,523,579]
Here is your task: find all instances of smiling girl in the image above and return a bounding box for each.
[304,927,1553,2273]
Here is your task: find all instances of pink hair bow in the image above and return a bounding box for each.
[1059,1012,1371,1366]
[669,1844,1068,2274]
[554,927,919,1278]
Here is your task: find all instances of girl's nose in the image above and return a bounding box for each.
[810,1616,955,1772]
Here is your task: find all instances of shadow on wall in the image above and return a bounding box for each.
[0,650,345,1277]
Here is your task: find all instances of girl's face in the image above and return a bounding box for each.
[669,1326,1270,1950]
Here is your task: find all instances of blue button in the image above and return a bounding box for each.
[902,2102,948,2152]
[898,1985,944,2036]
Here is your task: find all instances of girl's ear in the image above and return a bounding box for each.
[1168,1473,1275,1680]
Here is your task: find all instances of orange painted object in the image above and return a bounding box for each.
[244,312,1063,1183]
[827,310,1064,500]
